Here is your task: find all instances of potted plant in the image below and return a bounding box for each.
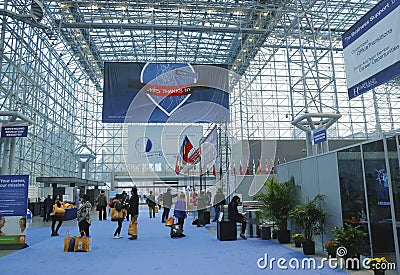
[289,194,326,255]
[253,176,298,243]
[255,211,270,240]
[292,233,303,247]
[325,240,339,258]
[367,257,389,275]
[330,223,367,270]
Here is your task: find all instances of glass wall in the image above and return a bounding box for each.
[338,135,400,271]
[363,140,395,257]
[337,145,370,257]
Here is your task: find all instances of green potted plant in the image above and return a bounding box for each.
[253,176,298,243]
[330,223,367,270]
[292,233,303,247]
[289,194,326,255]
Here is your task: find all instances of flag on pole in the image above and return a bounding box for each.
[181,135,193,164]
[213,164,216,177]
[265,160,269,174]
[233,162,236,175]
[271,158,275,174]
[175,155,182,175]
[239,161,243,175]
[245,163,250,175]
[257,160,262,174]
[252,159,256,175]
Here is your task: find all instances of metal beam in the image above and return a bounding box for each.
[55,20,268,35]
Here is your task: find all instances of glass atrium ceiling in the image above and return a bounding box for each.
[35,0,382,91]
[1,0,400,183]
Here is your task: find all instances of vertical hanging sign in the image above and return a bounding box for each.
[0,175,29,248]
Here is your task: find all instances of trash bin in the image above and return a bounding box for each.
[260,225,271,240]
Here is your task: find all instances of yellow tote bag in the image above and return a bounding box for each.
[128,221,138,236]
[154,205,158,213]
[111,208,123,221]
[74,231,90,252]
[63,231,71,252]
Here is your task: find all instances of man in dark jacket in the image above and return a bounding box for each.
[128,187,139,240]
[43,194,53,222]
[228,195,247,240]
[161,188,177,223]
[146,191,156,218]
[96,190,108,221]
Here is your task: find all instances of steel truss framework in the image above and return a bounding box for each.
[0,0,399,186]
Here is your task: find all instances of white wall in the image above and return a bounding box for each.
[277,152,342,244]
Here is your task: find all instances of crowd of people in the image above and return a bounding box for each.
[31,187,247,241]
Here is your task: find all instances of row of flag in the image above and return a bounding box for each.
[232,159,285,175]
[175,135,286,176]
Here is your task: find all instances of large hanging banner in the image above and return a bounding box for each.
[102,63,229,123]
[342,0,400,99]
[0,175,29,249]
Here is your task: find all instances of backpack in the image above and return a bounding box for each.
[170,224,183,238]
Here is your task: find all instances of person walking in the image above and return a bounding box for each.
[51,200,65,236]
[146,191,156,218]
[212,188,226,222]
[111,194,124,239]
[173,192,187,237]
[120,191,130,221]
[197,190,208,227]
[95,190,108,221]
[77,194,92,237]
[228,195,247,240]
[161,188,177,223]
[128,186,139,240]
[43,194,53,222]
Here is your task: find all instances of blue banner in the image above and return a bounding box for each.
[313,129,327,144]
[0,175,29,216]
[102,62,230,123]
[1,126,28,138]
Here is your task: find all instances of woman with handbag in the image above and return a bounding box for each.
[111,194,124,239]
[173,192,187,237]
[51,200,65,236]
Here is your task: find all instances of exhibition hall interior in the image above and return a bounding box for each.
[0,0,400,274]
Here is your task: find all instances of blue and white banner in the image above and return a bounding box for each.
[313,128,327,145]
[0,175,29,216]
[342,0,400,99]
[102,62,229,123]
[1,126,28,138]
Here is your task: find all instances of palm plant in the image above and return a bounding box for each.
[253,176,298,243]
[289,194,326,244]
